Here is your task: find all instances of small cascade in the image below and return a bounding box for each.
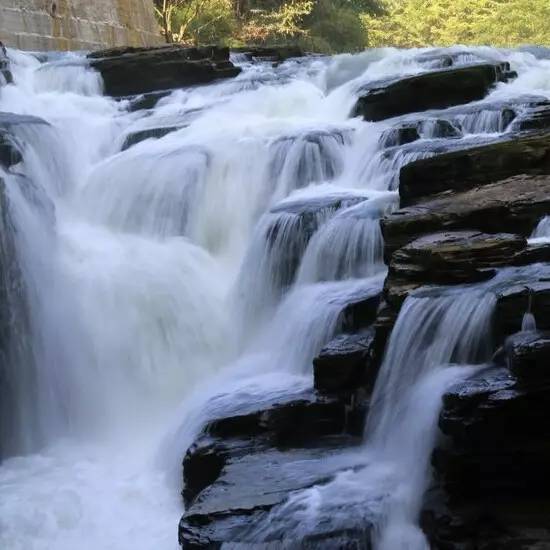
[521,290,537,332]
[529,215,550,243]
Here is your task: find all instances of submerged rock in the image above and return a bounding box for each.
[88,45,241,97]
[399,131,550,205]
[353,64,508,122]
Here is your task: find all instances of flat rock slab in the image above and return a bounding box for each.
[88,45,241,97]
[389,230,526,284]
[353,63,507,122]
[399,131,550,205]
[180,438,369,549]
[382,174,550,257]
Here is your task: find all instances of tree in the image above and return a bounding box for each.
[154,0,235,44]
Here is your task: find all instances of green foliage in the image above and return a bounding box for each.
[304,0,367,53]
[363,0,550,47]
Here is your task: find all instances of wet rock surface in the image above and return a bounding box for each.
[353,64,509,122]
[88,45,241,97]
[313,331,376,393]
[382,175,550,257]
[179,386,369,548]
[399,131,550,205]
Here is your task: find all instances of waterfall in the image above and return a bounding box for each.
[1,43,550,550]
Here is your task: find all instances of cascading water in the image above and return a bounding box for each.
[1,44,550,550]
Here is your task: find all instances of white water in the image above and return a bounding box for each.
[1,45,550,550]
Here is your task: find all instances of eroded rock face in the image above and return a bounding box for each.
[382,175,550,257]
[88,45,241,97]
[399,131,550,205]
[353,64,509,122]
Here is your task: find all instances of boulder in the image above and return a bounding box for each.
[399,131,550,205]
[353,64,509,122]
[88,45,241,97]
[504,330,550,382]
[313,330,376,393]
[382,175,550,258]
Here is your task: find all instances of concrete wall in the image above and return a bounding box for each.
[0,0,163,51]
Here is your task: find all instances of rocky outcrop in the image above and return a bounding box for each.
[382,175,550,257]
[89,45,241,97]
[179,389,367,548]
[399,131,550,205]
[353,64,511,122]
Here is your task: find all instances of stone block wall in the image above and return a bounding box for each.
[0,0,163,51]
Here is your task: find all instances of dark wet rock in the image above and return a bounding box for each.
[380,119,461,148]
[339,285,382,333]
[124,90,173,112]
[389,231,526,286]
[422,490,550,550]
[435,366,550,499]
[121,126,182,151]
[0,48,12,86]
[504,330,550,382]
[382,175,550,258]
[182,390,367,505]
[180,435,368,549]
[88,45,241,97]
[232,46,304,63]
[399,131,550,205]
[353,64,508,122]
[0,112,48,170]
[313,330,376,393]
[0,133,22,168]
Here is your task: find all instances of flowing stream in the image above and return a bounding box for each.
[1,46,550,549]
